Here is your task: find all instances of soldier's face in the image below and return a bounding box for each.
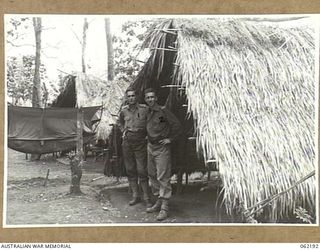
[126,91,136,105]
[145,92,157,107]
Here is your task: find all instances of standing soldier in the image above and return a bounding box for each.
[118,88,152,207]
[144,88,182,221]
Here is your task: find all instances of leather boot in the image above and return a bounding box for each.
[156,210,168,221]
[140,181,152,207]
[146,198,162,213]
[156,199,169,221]
[128,180,140,206]
[129,197,141,206]
[145,199,153,208]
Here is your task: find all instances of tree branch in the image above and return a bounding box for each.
[41,50,58,59]
[57,69,73,75]
[6,40,35,47]
[69,25,82,45]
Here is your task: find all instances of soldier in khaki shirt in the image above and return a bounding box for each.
[144,88,182,221]
[118,89,152,207]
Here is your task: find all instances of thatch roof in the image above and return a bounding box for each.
[52,73,129,140]
[133,18,316,221]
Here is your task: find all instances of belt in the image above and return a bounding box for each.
[148,136,164,145]
[124,131,146,143]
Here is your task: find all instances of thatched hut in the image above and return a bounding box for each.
[52,73,128,176]
[52,73,129,140]
[130,18,316,222]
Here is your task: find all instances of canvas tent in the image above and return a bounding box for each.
[7,73,113,155]
[8,105,100,154]
[129,18,316,221]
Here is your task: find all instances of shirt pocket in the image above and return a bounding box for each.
[137,112,146,120]
[152,114,166,131]
[136,113,147,127]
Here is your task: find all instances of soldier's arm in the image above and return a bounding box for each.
[163,108,182,142]
[117,110,125,133]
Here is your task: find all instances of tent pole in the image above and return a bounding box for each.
[70,107,84,194]
[77,107,84,162]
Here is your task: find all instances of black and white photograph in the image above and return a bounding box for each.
[4,14,319,226]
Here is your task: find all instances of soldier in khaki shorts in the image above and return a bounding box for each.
[118,88,152,207]
[144,88,182,221]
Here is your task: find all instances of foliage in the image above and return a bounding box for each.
[113,19,153,82]
[6,17,52,106]
[7,55,51,106]
[294,206,314,224]
[6,17,32,47]
[50,74,68,95]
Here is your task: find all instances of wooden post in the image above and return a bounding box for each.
[43,169,50,187]
[77,107,84,162]
[70,107,83,194]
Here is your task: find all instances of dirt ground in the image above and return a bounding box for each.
[5,149,231,226]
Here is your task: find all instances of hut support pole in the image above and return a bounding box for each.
[177,171,183,194]
[70,107,83,195]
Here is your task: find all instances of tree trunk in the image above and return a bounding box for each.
[31,17,42,161]
[70,18,88,194]
[32,17,42,108]
[70,108,84,195]
[42,82,48,107]
[105,18,114,81]
[82,18,88,73]
[69,155,82,194]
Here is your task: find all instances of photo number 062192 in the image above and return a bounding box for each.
[300,244,319,249]
[4,14,319,226]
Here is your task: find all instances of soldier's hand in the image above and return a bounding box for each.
[122,130,127,139]
[159,138,171,145]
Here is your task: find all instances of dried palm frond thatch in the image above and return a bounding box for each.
[136,18,316,221]
[76,74,129,139]
[54,73,129,139]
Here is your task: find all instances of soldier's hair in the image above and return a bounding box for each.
[125,88,136,95]
[144,88,156,96]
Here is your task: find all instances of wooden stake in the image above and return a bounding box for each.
[91,176,105,182]
[77,107,84,162]
[70,107,83,195]
[43,168,50,187]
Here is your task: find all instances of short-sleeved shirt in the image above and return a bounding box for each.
[146,104,182,144]
[118,103,148,143]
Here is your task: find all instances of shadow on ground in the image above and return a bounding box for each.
[6,149,231,225]
[101,183,231,224]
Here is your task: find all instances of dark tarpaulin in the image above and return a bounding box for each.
[8,105,101,154]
